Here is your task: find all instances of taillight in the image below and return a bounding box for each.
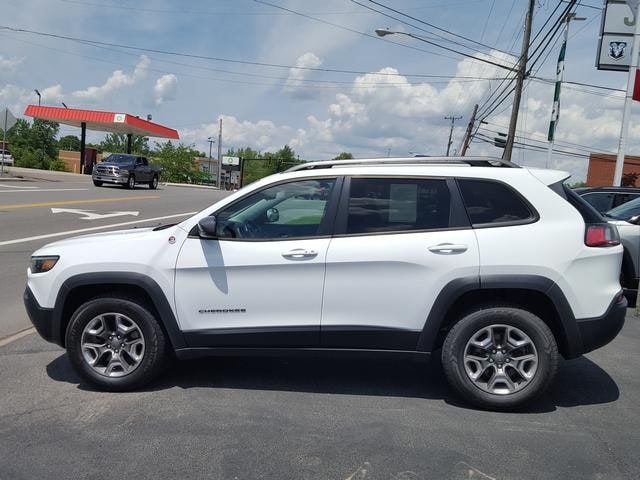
[585,224,620,247]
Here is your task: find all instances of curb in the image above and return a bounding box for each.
[163,182,221,190]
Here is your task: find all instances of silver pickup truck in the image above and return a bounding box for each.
[92,153,161,189]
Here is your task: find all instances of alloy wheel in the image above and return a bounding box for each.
[463,324,538,395]
[80,313,146,377]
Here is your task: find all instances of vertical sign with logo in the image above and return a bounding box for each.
[597,1,637,70]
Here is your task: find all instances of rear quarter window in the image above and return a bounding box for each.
[457,178,537,227]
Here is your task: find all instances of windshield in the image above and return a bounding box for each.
[607,196,640,220]
[102,154,136,164]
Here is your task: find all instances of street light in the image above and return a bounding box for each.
[207,136,216,182]
[34,89,41,106]
[374,28,516,71]
[61,102,68,109]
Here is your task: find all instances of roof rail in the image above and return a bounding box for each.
[285,156,520,172]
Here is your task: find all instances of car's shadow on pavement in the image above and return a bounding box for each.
[46,353,619,413]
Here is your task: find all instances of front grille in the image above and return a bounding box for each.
[96,166,118,175]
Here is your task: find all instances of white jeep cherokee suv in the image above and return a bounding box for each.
[24,157,626,409]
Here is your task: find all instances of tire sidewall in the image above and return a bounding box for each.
[442,308,558,410]
[150,176,158,189]
[127,175,135,189]
[65,298,165,391]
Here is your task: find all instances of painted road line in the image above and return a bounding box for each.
[0,196,160,210]
[0,212,197,246]
[0,184,40,189]
[0,327,35,347]
[0,188,89,193]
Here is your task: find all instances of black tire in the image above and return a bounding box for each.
[442,307,558,410]
[93,180,102,187]
[65,297,168,391]
[126,175,135,189]
[149,175,158,189]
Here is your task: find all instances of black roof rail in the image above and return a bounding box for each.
[285,156,520,172]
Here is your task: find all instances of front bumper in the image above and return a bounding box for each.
[23,287,61,346]
[576,292,627,355]
[93,175,128,184]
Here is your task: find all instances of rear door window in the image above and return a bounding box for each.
[346,178,451,234]
[458,179,536,226]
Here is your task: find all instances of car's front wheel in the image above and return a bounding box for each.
[442,307,558,410]
[126,175,135,189]
[65,297,168,391]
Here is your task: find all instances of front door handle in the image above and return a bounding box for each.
[428,243,468,255]
[282,248,318,259]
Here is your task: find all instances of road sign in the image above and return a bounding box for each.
[0,108,17,131]
[597,1,637,71]
[222,156,240,166]
[51,208,140,220]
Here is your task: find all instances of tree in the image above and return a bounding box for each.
[6,118,60,170]
[622,173,639,187]
[151,141,201,183]
[57,135,81,151]
[333,152,353,160]
[99,133,150,155]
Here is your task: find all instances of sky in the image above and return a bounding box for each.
[0,0,635,181]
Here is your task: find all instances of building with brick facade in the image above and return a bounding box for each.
[587,153,640,187]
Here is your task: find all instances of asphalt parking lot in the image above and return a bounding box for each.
[1,169,639,480]
[0,168,228,338]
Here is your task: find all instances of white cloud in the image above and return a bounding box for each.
[284,52,323,99]
[181,114,297,153]
[154,74,178,106]
[72,55,150,103]
[0,56,23,74]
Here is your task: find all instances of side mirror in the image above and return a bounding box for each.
[197,216,218,239]
[629,215,640,225]
[266,207,279,223]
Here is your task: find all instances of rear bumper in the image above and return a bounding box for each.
[23,287,61,347]
[576,292,627,355]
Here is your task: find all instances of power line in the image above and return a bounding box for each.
[349,0,516,59]
[0,24,474,79]
[366,0,513,54]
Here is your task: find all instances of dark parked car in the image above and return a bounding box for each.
[575,186,640,214]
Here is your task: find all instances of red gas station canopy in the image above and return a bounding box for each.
[23,105,179,139]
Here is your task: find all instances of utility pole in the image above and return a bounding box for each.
[460,104,479,156]
[502,0,535,161]
[613,1,640,186]
[216,118,222,188]
[444,115,462,156]
[207,137,215,183]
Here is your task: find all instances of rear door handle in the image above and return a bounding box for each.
[282,248,318,259]
[428,243,468,255]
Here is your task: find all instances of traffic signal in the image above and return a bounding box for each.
[494,132,507,148]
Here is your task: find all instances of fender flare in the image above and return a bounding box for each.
[416,274,582,358]
[52,272,186,349]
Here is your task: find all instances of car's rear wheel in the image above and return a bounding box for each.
[126,175,135,189]
[93,180,102,187]
[149,175,158,189]
[65,297,168,391]
[442,307,558,410]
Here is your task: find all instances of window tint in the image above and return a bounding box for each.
[607,195,640,220]
[346,178,451,234]
[215,179,336,240]
[458,179,534,225]
[580,192,614,212]
[614,193,640,208]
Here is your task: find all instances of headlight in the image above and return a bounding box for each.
[30,256,59,274]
